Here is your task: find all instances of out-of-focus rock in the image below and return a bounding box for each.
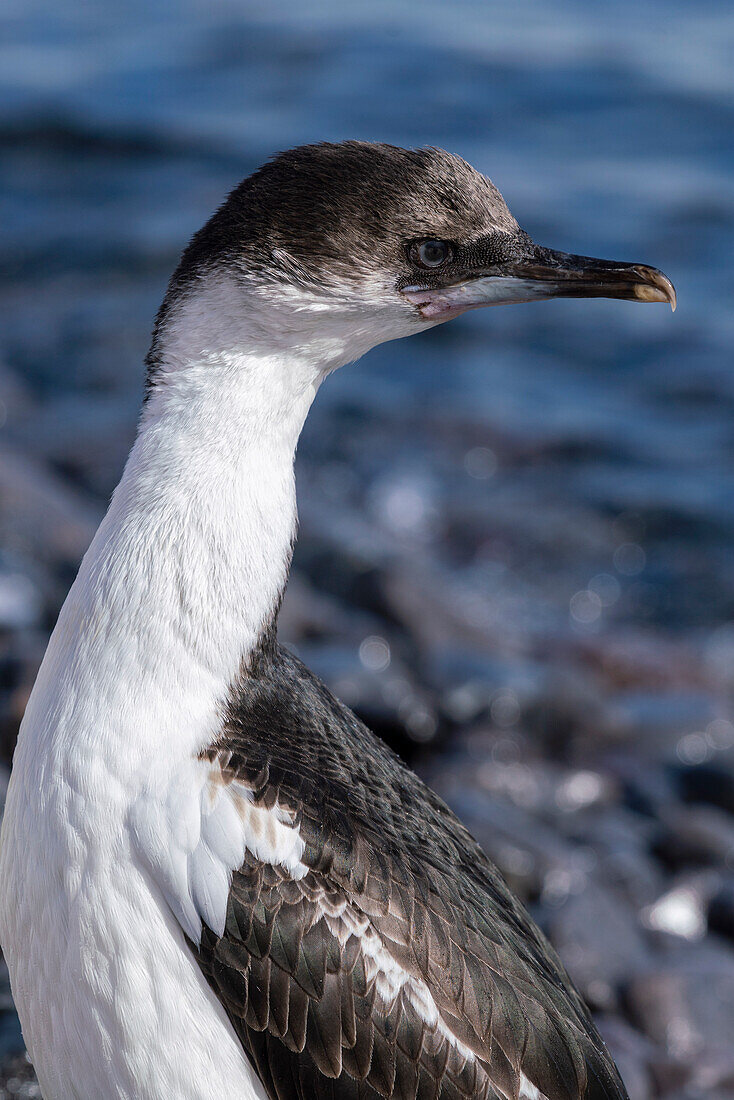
[0,572,41,633]
[677,762,734,815]
[709,876,734,944]
[572,629,708,694]
[522,666,622,754]
[0,1051,40,1098]
[547,879,650,1010]
[0,361,33,427]
[610,751,681,819]
[654,804,734,869]
[0,632,48,764]
[663,1091,734,1100]
[568,805,664,910]
[608,691,718,763]
[625,942,734,1072]
[9,394,136,498]
[380,560,511,656]
[595,1014,659,1100]
[0,956,26,1086]
[0,448,100,578]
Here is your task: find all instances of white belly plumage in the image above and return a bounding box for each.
[0,761,267,1100]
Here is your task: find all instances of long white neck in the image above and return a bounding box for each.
[14,259,412,788]
[18,280,332,780]
[0,265,423,1100]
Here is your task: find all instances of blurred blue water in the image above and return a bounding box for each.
[0,0,733,629]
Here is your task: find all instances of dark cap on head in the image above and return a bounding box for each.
[171,141,524,291]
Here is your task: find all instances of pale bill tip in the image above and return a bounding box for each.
[633,280,677,312]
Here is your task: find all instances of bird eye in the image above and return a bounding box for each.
[410,240,453,269]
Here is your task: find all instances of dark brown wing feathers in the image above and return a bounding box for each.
[194,642,627,1100]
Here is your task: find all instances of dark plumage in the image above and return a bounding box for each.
[146,142,529,390]
[194,634,628,1100]
[174,141,520,284]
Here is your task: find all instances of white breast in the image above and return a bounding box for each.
[0,280,331,1098]
[1,775,267,1100]
[0,264,418,1098]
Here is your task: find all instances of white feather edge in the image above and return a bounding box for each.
[131,759,307,943]
[134,759,548,1099]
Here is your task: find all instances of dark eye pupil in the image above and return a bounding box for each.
[418,240,449,267]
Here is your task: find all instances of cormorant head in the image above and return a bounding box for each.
[150,141,675,385]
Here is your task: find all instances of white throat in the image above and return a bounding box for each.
[22,272,364,778]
